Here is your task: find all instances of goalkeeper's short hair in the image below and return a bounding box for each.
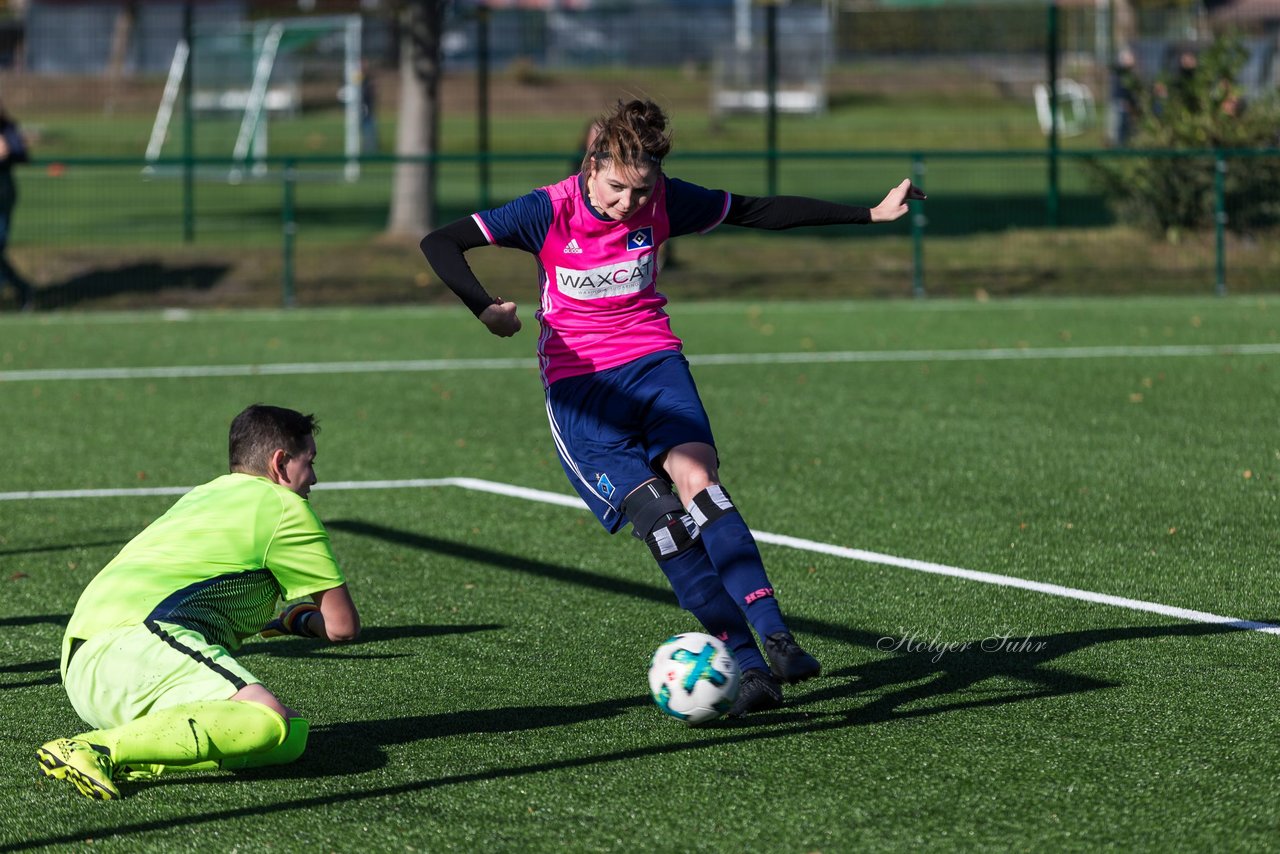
[228,404,318,474]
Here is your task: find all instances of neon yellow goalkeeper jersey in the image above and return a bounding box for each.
[62,473,346,668]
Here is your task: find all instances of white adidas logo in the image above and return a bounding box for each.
[563,239,582,254]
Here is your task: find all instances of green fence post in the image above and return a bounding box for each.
[477,3,491,209]
[1214,153,1227,297]
[912,153,926,299]
[182,0,195,244]
[764,0,779,196]
[1046,0,1060,228]
[282,159,297,308]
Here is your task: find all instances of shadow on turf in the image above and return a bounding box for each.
[791,620,1262,725]
[12,619,1272,850]
[0,539,127,557]
[0,614,68,629]
[235,623,503,661]
[0,616,67,690]
[322,519,1269,725]
[327,518,685,606]
[31,262,228,311]
[0,658,60,689]
[242,694,652,780]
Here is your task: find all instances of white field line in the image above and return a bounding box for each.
[5,476,1277,637]
[0,358,537,382]
[0,296,1260,327]
[4,342,1280,383]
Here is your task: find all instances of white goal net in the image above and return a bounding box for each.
[144,15,363,182]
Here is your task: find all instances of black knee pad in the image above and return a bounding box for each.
[622,480,683,537]
[688,484,737,528]
[644,514,701,561]
[623,479,700,561]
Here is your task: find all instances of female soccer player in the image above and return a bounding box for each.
[422,98,924,717]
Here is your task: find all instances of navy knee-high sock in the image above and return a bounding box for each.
[655,542,767,673]
[689,486,789,639]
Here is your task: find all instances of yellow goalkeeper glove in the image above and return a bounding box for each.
[261,602,321,639]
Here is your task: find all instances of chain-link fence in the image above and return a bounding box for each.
[4,146,1275,311]
[2,0,1277,310]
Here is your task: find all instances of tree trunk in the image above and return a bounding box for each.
[387,0,445,238]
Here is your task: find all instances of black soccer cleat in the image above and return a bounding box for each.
[727,668,784,718]
[764,632,822,684]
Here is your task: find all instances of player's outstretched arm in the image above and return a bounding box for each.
[723,182,923,231]
[869,178,927,223]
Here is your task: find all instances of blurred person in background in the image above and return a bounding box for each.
[1109,48,1142,147]
[360,60,379,154]
[0,101,31,311]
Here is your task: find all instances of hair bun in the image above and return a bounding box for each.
[594,98,673,167]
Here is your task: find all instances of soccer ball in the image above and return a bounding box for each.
[647,632,741,725]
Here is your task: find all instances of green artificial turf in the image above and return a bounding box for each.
[1,296,1278,851]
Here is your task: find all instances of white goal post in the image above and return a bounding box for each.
[144,15,363,182]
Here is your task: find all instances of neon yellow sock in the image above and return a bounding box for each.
[222,717,309,769]
[78,700,287,768]
[119,718,309,779]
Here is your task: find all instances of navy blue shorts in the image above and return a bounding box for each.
[546,350,716,534]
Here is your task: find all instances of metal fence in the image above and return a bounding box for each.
[6,147,1276,311]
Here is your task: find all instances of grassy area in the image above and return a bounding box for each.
[2,298,1279,850]
[22,61,1085,160]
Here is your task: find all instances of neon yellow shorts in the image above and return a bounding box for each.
[64,621,261,731]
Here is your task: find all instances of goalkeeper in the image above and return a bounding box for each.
[37,403,361,801]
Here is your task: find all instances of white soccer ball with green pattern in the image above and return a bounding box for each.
[648,632,740,724]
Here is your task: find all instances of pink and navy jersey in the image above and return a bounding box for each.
[472,174,730,386]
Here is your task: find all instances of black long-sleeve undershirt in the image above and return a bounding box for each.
[420,219,494,317]
[724,194,871,229]
[421,192,875,318]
